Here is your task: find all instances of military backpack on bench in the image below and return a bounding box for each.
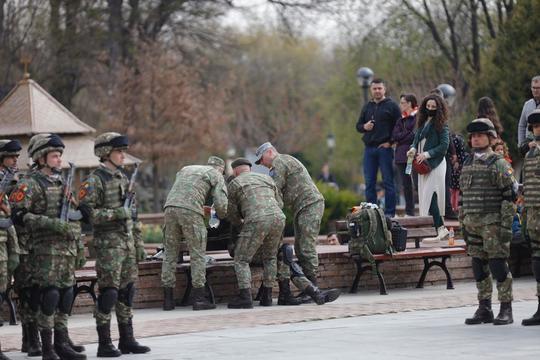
[347,204,394,266]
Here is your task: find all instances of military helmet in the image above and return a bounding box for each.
[466,118,497,138]
[28,133,65,162]
[0,139,22,159]
[94,132,128,159]
[527,109,540,131]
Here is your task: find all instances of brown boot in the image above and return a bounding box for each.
[192,287,216,311]
[117,320,150,354]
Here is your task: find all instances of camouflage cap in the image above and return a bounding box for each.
[254,142,274,165]
[466,118,497,138]
[0,139,22,158]
[94,132,128,158]
[231,157,252,169]
[527,109,540,126]
[207,156,225,168]
[28,133,64,162]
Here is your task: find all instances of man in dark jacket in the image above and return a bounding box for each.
[356,79,401,217]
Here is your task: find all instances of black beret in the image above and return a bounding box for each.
[527,109,540,125]
[231,158,252,169]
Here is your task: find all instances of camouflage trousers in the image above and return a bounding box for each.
[13,254,36,325]
[31,255,76,330]
[525,207,540,296]
[463,215,512,302]
[94,244,138,326]
[251,247,312,292]
[234,217,284,289]
[0,261,7,293]
[162,207,207,289]
[294,200,324,280]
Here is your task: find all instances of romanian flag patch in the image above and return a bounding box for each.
[78,182,92,200]
[9,184,28,203]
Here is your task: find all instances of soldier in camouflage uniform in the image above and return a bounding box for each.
[521,109,540,326]
[2,140,43,357]
[226,158,284,308]
[460,119,517,326]
[255,142,324,287]
[0,140,21,360]
[78,132,150,357]
[227,159,340,308]
[10,134,87,360]
[161,156,227,311]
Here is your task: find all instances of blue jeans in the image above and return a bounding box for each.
[363,146,396,217]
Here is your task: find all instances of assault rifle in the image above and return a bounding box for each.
[0,167,15,229]
[123,163,139,219]
[60,162,82,222]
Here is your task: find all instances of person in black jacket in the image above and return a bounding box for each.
[356,78,401,217]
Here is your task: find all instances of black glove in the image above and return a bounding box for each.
[78,203,92,224]
[11,208,27,227]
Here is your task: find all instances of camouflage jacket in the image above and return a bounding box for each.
[270,154,324,216]
[10,170,78,256]
[79,165,142,248]
[164,165,228,218]
[0,169,19,260]
[227,172,284,226]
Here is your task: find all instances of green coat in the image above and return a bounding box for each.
[411,122,449,170]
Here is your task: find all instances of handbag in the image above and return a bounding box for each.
[412,158,431,175]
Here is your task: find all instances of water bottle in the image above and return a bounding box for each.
[448,227,455,246]
[209,206,220,228]
[405,153,414,175]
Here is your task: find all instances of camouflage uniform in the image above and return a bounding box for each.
[80,165,141,326]
[227,172,285,290]
[161,160,228,291]
[521,110,540,326]
[460,118,516,325]
[270,154,324,282]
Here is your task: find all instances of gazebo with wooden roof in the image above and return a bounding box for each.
[0,74,139,170]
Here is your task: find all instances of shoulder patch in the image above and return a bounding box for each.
[78,181,94,200]
[9,184,28,203]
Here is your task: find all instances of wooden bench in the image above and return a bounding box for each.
[345,246,466,295]
[335,216,438,248]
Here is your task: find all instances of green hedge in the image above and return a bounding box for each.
[141,223,164,244]
[283,182,362,236]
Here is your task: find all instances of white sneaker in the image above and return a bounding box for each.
[422,226,450,245]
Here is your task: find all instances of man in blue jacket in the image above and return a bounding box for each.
[356,78,401,217]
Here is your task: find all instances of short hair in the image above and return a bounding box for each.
[532,75,540,83]
[371,78,385,86]
[400,93,418,108]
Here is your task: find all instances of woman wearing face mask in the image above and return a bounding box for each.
[407,94,450,242]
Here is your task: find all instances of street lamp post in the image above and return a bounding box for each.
[356,67,374,105]
[436,83,457,107]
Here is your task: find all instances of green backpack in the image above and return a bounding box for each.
[347,204,394,265]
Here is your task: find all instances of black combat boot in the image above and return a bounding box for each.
[96,324,121,358]
[21,323,28,353]
[0,340,12,360]
[465,299,494,325]
[493,302,513,325]
[259,287,273,307]
[277,280,301,305]
[26,322,42,357]
[192,287,216,311]
[54,328,87,360]
[227,288,253,309]
[117,320,151,354]
[64,328,85,353]
[305,285,341,305]
[163,287,175,311]
[40,329,60,360]
[522,297,540,326]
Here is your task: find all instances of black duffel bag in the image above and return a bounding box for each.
[390,220,408,252]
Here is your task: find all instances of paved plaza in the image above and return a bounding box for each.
[2,278,539,359]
